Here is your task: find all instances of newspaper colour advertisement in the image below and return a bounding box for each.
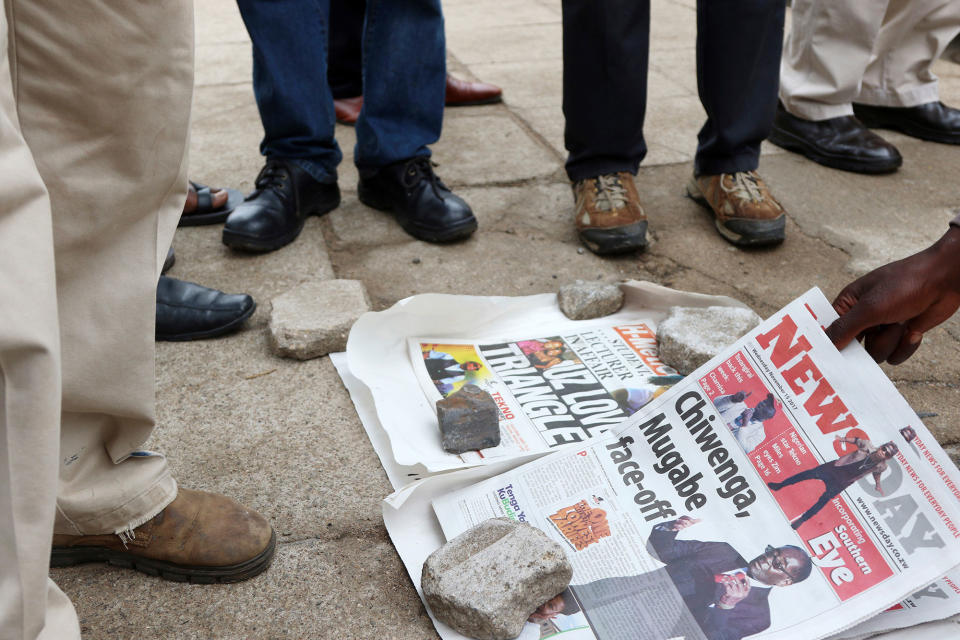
[410,323,681,463]
[381,288,960,640]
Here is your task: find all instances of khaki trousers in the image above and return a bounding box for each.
[781,0,960,120]
[0,1,193,638]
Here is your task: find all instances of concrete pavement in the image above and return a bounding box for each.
[50,1,960,637]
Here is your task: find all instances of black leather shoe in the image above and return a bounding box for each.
[156,276,256,341]
[222,159,340,252]
[769,103,902,174]
[357,157,477,243]
[854,101,960,145]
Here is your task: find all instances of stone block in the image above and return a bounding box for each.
[657,305,761,375]
[437,385,501,453]
[269,279,371,360]
[422,518,572,640]
[557,281,624,320]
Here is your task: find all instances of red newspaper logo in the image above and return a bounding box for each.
[613,324,673,375]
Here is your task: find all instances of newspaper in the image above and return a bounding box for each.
[348,281,748,473]
[832,569,960,639]
[381,288,960,640]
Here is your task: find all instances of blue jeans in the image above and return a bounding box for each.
[235,0,446,183]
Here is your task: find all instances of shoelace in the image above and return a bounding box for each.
[593,174,629,211]
[725,171,765,204]
[250,162,290,201]
[402,157,447,196]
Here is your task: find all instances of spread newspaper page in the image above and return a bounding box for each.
[382,288,960,640]
[348,281,748,472]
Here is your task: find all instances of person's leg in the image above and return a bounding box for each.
[857,0,960,108]
[328,0,366,100]
[694,0,785,175]
[791,486,841,529]
[0,5,80,636]
[769,465,829,489]
[780,0,888,121]
[852,0,960,145]
[10,0,192,538]
[769,0,903,173]
[354,0,446,169]
[559,0,650,256]
[355,0,477,243]
[226,0,343,253]
[686,0,787,248]
[236,0,340,184]
[561,0,649,182]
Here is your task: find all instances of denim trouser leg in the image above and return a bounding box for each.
[236,0,341,184]
[355,0,446,170]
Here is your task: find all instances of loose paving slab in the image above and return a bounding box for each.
[269,279,372,359]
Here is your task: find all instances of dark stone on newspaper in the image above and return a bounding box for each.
[557,281,624,320]
[422,518,573,640]
[437,384,501,453]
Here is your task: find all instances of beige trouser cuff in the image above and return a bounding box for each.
[781,0,960,121]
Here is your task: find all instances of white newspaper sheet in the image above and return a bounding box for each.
[382,288,960,640]
[348,281,746,473]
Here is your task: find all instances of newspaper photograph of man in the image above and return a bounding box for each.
[569,516,813,640]
[713,391,782,453]
[768,436,899,530]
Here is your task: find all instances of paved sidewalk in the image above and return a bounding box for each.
[51,1,960,638]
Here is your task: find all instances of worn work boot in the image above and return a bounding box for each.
[686,171,786,247]
[51,488,276,583]
[573,172,648,255]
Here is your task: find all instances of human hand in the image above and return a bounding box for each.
[670,516,701,531]
[826,227,960,365]
[716,575,750,609]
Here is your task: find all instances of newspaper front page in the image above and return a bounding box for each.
[410,321,680,464]
[416,289,960,640]
[348,282,748,472]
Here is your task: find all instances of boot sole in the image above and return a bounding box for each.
[578,221,648,255]
[222,197,340,253]
[686,178,785,247]
[767,126,902,174]
[358,183,478,243]
[50,530,276,584]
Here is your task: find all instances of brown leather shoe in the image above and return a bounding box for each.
[334,95,363,125]
[445,74,502,107]
[51,488,275,583]
[573,172,648,255]
[686,171,786,247]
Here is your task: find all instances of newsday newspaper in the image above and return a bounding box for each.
[380,289,960,640]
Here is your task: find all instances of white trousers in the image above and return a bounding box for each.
[781,0,960,120]
[0,1,193,637]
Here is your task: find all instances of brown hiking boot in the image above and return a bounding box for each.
[51,488,275,583]
[686,171,786,247]
[573,172,648,255]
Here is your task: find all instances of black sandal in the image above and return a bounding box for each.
[179,181,243,227]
